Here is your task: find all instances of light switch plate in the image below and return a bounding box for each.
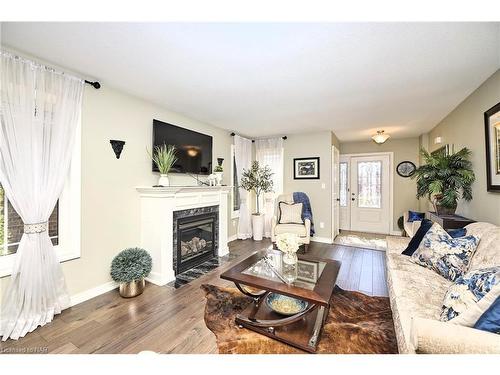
[321,183,326,189]
[320,222,325,229]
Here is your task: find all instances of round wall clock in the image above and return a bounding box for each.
[396,161,416,177]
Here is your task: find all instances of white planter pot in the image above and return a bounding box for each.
[214,172,223,186]
[158,174,170,186]
[252,214,265,241]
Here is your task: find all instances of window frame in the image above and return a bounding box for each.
[230,144,240,219]
[0,119,82,278]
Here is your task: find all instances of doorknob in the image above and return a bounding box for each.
[336,198,340,202]
[351,197,355,201]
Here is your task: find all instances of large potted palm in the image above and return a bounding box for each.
[412,147,475,215]
[240,161,274,241]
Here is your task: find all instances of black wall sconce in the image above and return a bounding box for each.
[110,140,125,159]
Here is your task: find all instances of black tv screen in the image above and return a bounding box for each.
[152,119,213,175]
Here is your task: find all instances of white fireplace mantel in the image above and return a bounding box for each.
[136,185,231,286]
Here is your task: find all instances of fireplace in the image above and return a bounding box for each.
[173,206,219,275]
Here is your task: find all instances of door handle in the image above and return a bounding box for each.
[351,198,355,201]
[336,198,340,202]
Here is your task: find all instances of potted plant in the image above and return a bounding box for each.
[111,247,152,298]
[240,160,274,241]
[150,144,177,186]
[213,164,223,186]
[412,147,475,215]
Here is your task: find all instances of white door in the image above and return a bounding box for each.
[331,146,340,239]
[339,156,350,230]
[349,154,391,234]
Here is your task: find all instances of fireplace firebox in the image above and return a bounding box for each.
[173,206,219,275]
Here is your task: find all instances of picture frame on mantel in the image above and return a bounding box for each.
[293,157,320,179]
[484,101,500,192]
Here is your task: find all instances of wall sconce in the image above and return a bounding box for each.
[110,140,125,159]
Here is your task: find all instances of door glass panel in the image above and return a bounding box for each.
[357,161,382,208]
[339,162,348,207]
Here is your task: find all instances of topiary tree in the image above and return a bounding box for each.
[412,147,475,215]
[110,248,152,283]
[240,161,274,215]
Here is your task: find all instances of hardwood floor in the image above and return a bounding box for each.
[0,239,387,354]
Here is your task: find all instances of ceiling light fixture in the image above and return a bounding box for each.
[371,130,390,144]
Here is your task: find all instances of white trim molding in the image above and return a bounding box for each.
[311,236,333,244]
[69,281,118,307]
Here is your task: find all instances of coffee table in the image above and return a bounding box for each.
[220,249,341,353]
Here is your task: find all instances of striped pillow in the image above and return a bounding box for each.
[278,202,303,224]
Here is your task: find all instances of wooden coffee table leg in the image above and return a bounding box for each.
[308,305,326,349]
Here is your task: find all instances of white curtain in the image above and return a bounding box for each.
[255,137,284,237]
[0,52,84,340]
[234,135,253,239]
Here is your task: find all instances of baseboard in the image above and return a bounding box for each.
[311,236,333,244]
[227,234,238,242]
[69,280,118,307]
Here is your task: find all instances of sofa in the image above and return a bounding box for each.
[403,211,422,238]
[271,193,311,250]
[386,221,500,354]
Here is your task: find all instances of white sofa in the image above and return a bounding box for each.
[386,222,500,354]
[403,211,422,238]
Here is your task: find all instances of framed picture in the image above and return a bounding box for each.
[297,260,319,283]
[293,157,320,179]
[485,101,500,192]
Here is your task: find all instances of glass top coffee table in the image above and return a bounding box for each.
[220,249,341,353]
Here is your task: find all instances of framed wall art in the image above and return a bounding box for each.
[293,157,320,180]
[485,101,500,192]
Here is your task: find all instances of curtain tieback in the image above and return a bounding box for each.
[24,221,49,234]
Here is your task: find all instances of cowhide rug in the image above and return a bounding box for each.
[202,284,398,354]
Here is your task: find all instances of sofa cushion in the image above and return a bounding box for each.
[274,223,307,237]
[410,223,480,281]
[402,219,433,256]
[408,210,425,222]
[474,296,500,334]
[441,266,500,322]
[468,226,500,270]
[278,202,303,224]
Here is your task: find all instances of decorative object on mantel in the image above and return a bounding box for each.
[293,157,320,179]
[412,147,475,215]
[111,247,152,298]
[396,161,416,177]
[213,158,224,186]
[240,160,274,241]
[371,130,390,144]
[484,101,500,192]
[149,144,177,187]
[110,140,125,159]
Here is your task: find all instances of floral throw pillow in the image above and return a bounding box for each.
[410,223,480,281]
[441,266,500,321]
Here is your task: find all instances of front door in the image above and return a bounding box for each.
[349,154,391,234]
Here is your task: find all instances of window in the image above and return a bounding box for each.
[231,145,240,218]
[0,123,81,277]
[0,187,59,257]
[339,162,348,207]
[357,161,382,208]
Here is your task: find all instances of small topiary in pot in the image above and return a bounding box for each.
[111,247,152,298]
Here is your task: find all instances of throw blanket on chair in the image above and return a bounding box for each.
[293,192,315,236]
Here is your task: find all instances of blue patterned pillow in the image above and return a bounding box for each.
[474,296,500,334]
[410,223,480,281]
[441,266,500,321]
[407,210,425,222]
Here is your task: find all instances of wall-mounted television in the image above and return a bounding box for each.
[152,119,213,175]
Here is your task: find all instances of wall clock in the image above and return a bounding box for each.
[396,161,416,177]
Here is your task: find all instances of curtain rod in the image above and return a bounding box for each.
[1,50,101,90]
[230,132,287,142]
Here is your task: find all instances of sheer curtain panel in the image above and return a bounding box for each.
[0,52,84,340]
[233,135,253,239]
[255,138,284,237]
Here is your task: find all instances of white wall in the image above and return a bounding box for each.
[1,82,235,298]
[427,69,500,225]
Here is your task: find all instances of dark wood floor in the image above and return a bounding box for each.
[0,239,387,354]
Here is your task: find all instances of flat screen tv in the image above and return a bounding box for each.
[152,119,213,175]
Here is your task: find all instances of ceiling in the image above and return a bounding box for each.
[1,22,499,141]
